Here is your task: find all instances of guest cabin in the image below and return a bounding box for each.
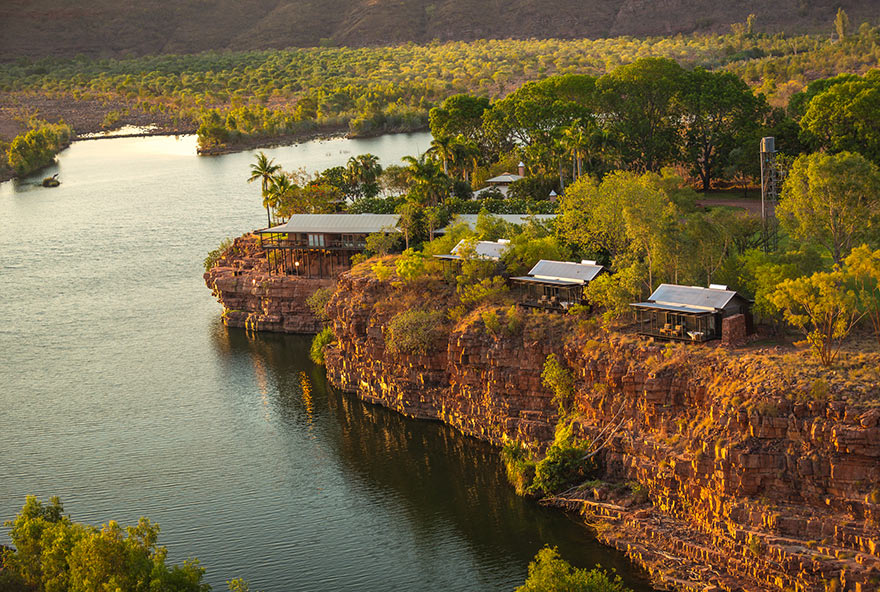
[433,239,510,263]
[630,284,753,342]
[510,260,606,311]
[256,213,400,278]
[473,162,526,198]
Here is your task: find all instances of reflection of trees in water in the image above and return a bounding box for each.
[210,325,652,589]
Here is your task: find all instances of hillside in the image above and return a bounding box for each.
[0,0,875,59]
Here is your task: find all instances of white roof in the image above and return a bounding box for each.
[450,239,509,260]
[484,172,524,184]
[256,214,400,234]
[527,260,605,284]
[440,213,556,233]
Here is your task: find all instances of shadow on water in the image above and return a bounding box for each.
[213,327,655,591]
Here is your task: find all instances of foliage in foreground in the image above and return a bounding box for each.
[501,422,594,498]
[0,496,210,592]
[516,546,632,592]
[385,309,446,355]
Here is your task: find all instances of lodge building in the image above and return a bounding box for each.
[630,284,753,342]
[256,214,400,278]
[510,259,606,311]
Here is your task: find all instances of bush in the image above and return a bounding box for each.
[516,546,632,592]
[204,237,234,272]
[306,287,334,323]
[386,310,446,355]
[310,327,336,365]
[529,422,593,496]
[372,260,394,280]
[7,120,73,177]
[501,439,537,496]
[395,248,427,282]
[542,354,574,416]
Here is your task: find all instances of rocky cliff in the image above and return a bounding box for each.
[321,265,880,592]
[203,234,333,333]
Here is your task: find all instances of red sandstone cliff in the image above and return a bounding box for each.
[321,265,880,592]
[203,234,333,333]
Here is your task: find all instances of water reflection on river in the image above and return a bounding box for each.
[0,133,651,591]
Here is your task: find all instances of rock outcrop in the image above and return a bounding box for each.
[321,267,880,592]
[203,234,333,333]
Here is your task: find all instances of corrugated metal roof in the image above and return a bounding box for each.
[256,214,400,235]
[449,239,509,260]
[438,213,556,233]
[485,173,524,184]
[647,284,741,311]
[510,276,582,287]
[630,302,715,315]
[527,260,605,283]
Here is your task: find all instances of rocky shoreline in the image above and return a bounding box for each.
[205,237,880,592]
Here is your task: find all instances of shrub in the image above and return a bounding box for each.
[395,248,427,282]
[310,327,336,365]
[386,310,446,355]
[457,276,508,306]
[542,354,575,416]
[372,261,394,281]
[7,120,73,176]
[529,422,592,496]
[204,237,234,272]
[481,310,501,335]
[501,439,537,496]
[306,287,334,323]
[516,546,632,592]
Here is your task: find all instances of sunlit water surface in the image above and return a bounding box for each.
[0,134,652,591]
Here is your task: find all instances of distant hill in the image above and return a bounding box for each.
[0,0,875,59]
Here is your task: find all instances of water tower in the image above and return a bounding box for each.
[760,137,779,251]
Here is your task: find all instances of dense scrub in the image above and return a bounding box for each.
[5,120,73,177]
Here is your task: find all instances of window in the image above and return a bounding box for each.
[308,234,325,248]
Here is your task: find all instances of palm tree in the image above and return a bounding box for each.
[427,136,454,175]
[266,174,296,222]
[248,152,281,227]
[561,122,588,181]
[402,154,451,206]
[346,153,383,197]
[450,138,481,184]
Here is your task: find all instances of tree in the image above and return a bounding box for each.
[345,153,383,198]
[401,154,452,205]
[679,68,766,191]
[845,244,880,345]
[3,496,209,592]
[834,8,850,41]
[395,201,422,249]
[265,173,296,223]
[247,152,281,228]
[770,268,863,366]
[799,73,880,162]
[428,94,490,144]
[777,151,880,264]
[516,546,632,592]
[427,135,454,175]
[597,58,685,172]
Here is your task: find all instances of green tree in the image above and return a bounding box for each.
[845,244,880,345]
[799,73,880,162]
[428,94,490,145]
[3,496,209,592]
[597,58,685,172]
[346,153,383,198]
[248,152,282,228]
[834,8,850,41]
[516,547,632,592]
[770,268,863,366]
[777,151,880,264]
[401,154,451,205]
[679,68,766,191]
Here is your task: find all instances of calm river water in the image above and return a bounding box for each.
[0,133,651,591]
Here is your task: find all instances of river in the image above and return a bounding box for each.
[0,133,651,591]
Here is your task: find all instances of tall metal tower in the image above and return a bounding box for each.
[760,136,779,251]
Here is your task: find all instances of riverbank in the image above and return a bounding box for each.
[205,237,880,592]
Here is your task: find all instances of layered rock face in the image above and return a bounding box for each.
[321,269,880,592]
[203,234,333,333]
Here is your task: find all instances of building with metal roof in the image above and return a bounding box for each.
[433,239,511,262]
[437,213,556,234]
[510,260,607,311]
[256,214,400,278]
[630,284,752,342]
